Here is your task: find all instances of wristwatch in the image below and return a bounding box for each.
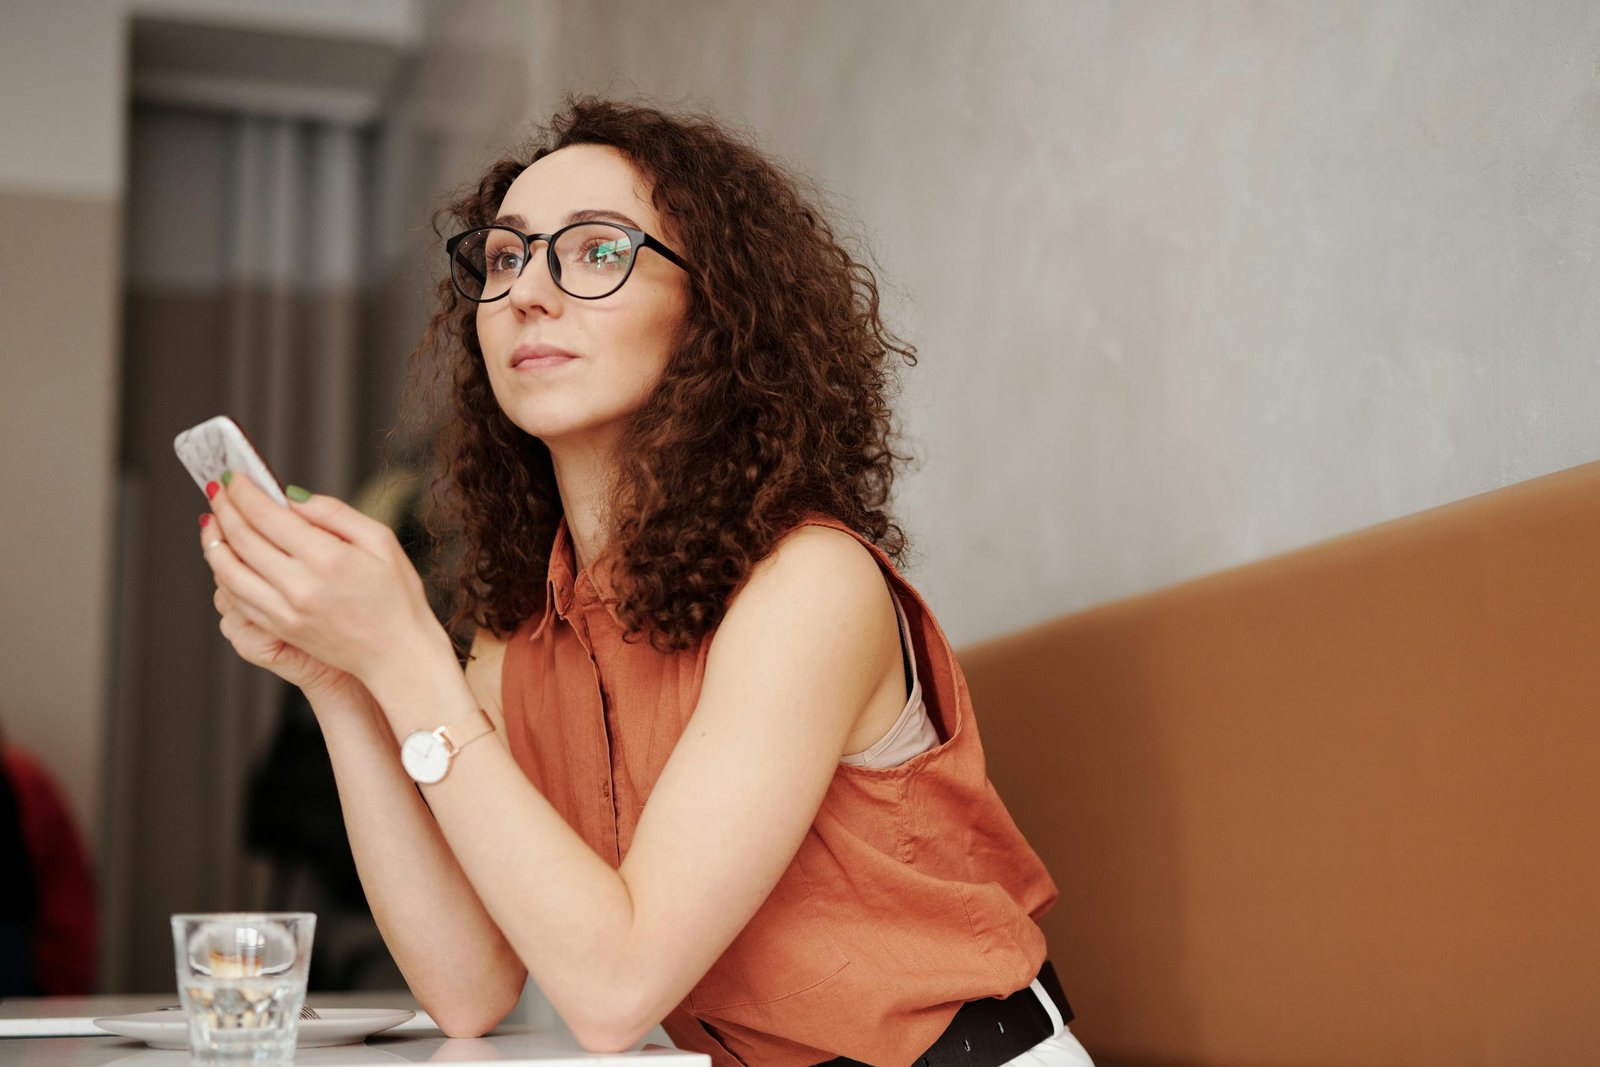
[400,708,495,784]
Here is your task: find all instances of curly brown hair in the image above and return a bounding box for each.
[401,96,917,653]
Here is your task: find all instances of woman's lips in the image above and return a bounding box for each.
[510,344,578,371]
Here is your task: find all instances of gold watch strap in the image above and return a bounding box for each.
[436,707,495,757]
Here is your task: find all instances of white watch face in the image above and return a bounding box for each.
[401,731,450,784]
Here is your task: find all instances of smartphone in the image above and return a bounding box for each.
[173,415,290,507]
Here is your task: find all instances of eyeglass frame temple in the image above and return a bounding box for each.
[444,223,691,302]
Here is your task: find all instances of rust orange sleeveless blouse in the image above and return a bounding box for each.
[501,516,1058,1065]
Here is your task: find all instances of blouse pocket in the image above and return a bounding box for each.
[687,855,849,1014]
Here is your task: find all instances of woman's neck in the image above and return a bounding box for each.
[548,438,619,575]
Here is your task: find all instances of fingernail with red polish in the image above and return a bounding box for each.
[199,514,211,528]
[205,481,220,500]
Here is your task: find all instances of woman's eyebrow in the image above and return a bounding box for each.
[567,208,644,228]
[490,209,644,230]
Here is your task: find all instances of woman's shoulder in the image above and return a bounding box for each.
[750,521,885,589]
[722,521,897,651]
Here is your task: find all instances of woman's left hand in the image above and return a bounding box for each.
[200,471,446,687]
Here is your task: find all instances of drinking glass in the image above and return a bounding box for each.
[171,912,316,1064]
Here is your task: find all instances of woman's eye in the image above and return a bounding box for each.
[580,239,631,268]
[486,250,524,273]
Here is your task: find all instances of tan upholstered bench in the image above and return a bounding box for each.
[961,459,1600,1066]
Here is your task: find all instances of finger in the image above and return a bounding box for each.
[209,553,285,641]
[223,470,345,561]
[202,536,294,627]
[217,599,252,641]
[213,585,252,624]
[199,512,225,555]
[282,488,395,556]
[211,476,302,588]
[227,593,282,637]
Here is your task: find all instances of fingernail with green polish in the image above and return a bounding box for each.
[220,470,233,486]
[286,485,311,503]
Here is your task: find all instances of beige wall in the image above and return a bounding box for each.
[0,0,128,849]
[0,190,123,851]
[425,0,1600,646]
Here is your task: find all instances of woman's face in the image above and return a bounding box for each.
[475,144,690,450]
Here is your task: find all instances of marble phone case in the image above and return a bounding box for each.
[173,415,289,507]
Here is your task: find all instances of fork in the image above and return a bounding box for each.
[158,1004,321,1020]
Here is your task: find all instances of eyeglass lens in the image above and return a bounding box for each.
[452,224,637,301]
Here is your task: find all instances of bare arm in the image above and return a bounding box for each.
[303,679,526,1036]
[203,504,526,1036]
[361,526,901,1051]
[205,476,901,1051]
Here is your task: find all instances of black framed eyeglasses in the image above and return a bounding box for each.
[445,222,690,302]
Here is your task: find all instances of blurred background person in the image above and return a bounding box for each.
[0,722,97,996]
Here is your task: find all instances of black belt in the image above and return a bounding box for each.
[816,960,1074,1067]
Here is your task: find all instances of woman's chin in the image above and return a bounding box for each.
[508,413,609,449]
[500,401,579,438]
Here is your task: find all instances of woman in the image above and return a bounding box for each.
[197,97,1093,1066]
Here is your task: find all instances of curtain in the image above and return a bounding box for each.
[105,105,369,993]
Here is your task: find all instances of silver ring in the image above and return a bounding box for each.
[202,539,224,553]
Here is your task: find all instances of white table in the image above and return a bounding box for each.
[0,993,709,1065]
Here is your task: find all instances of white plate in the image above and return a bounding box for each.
[93,1008,417,1049]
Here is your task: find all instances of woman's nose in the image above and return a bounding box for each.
[505,244,562,312]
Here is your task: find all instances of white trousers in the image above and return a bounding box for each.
[996,979,1095,1066]
[999,1025,1095,1066]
